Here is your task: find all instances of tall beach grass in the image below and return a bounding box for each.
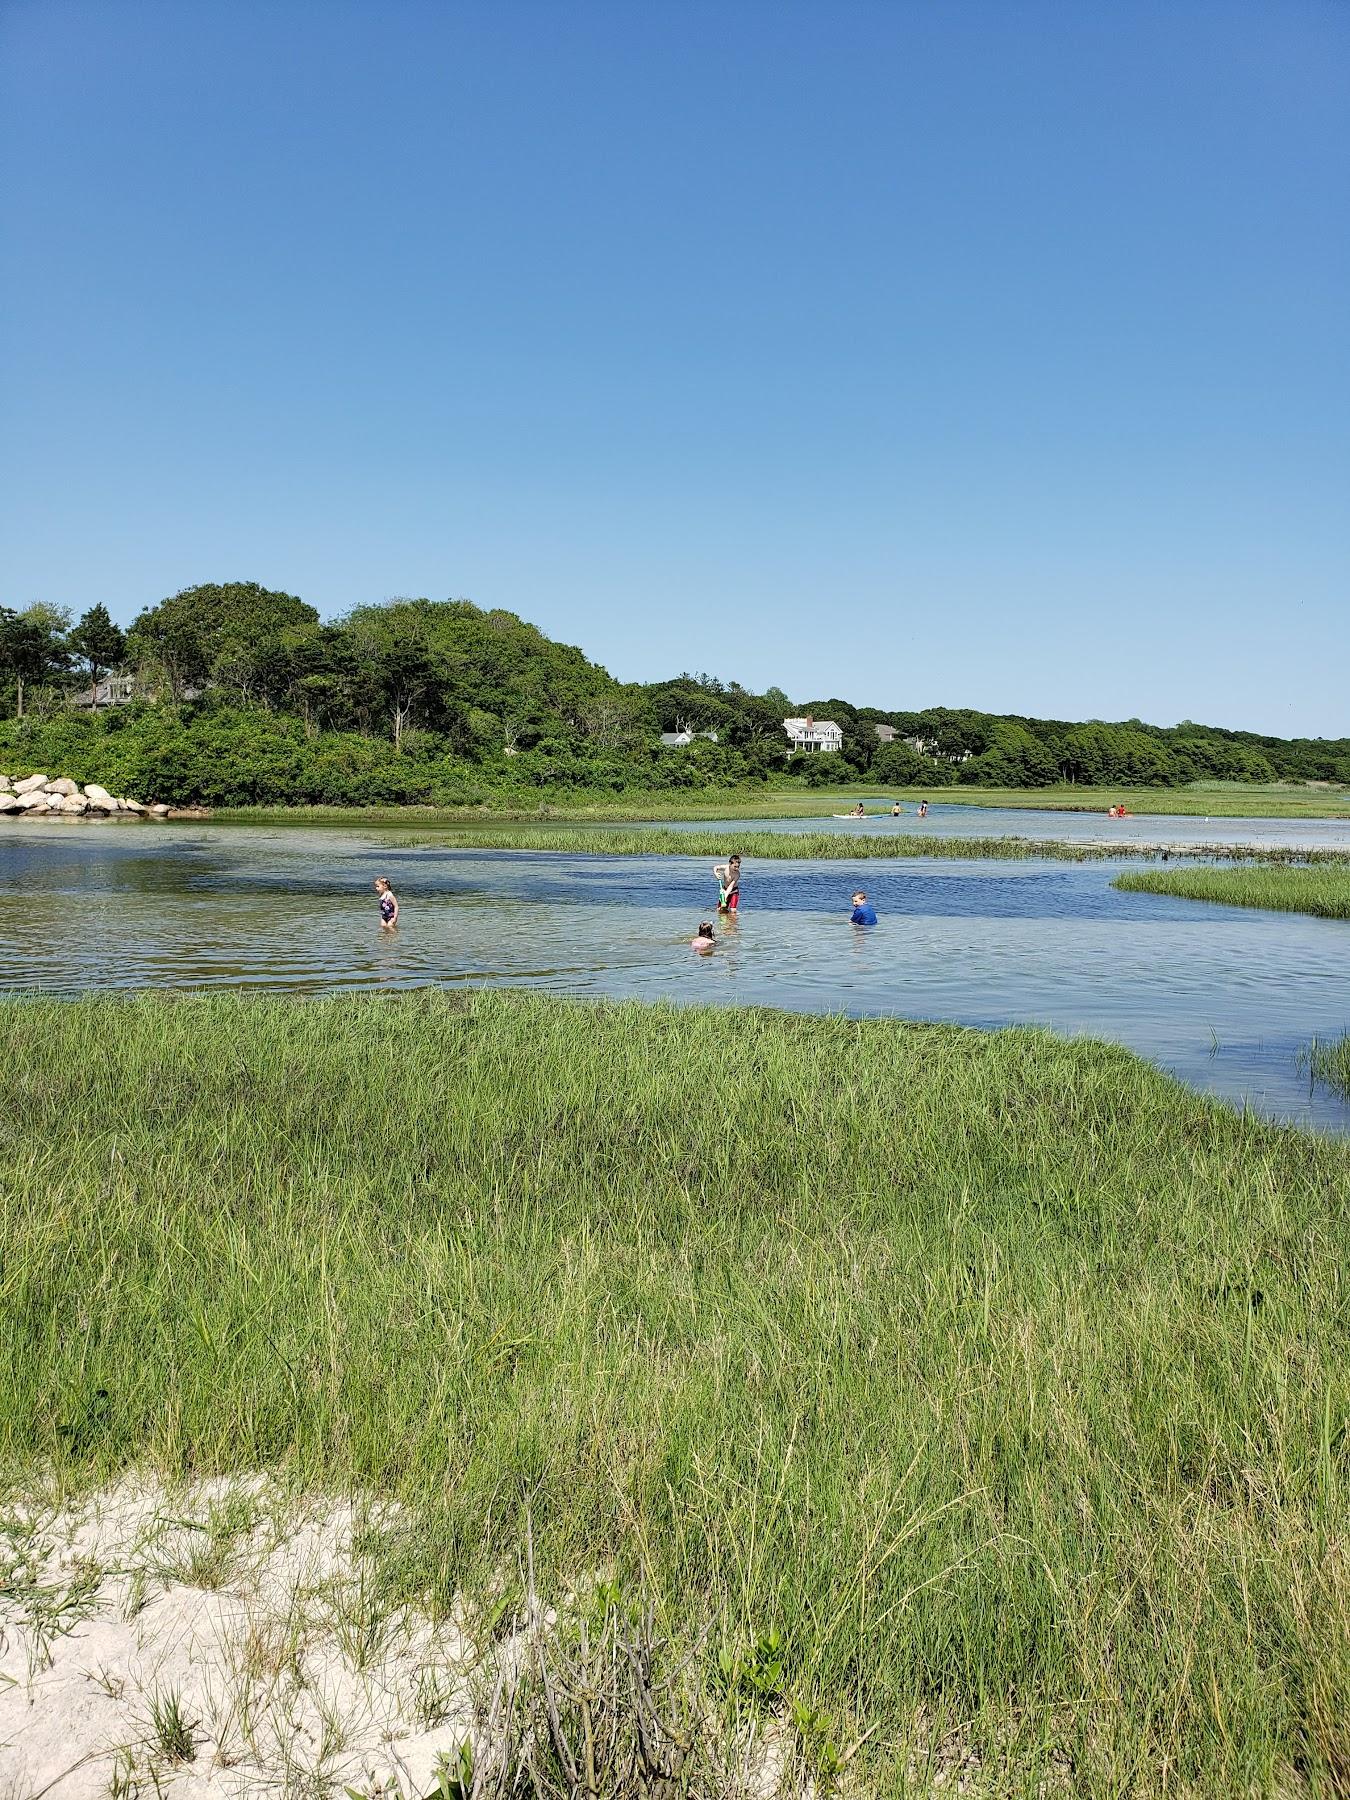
[2,993,1348,1794]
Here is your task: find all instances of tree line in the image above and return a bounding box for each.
[1,582,1345,806]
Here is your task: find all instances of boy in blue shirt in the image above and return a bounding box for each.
[850,891,877,925]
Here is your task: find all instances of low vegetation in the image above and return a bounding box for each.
[1115,862,1350,918]
[212,781,1350,824]
[3,991,1348,1795]
[1303,1033,1350,1100]
[367,825,1350,865]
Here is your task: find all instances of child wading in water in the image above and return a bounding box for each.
[374,876,399,929]
[714,853,741,914]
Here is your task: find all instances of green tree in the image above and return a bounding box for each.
[127,582,319,702]
[68,604,127,704]
[0,603,70,718]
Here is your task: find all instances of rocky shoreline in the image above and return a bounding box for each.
[0,772,208,820]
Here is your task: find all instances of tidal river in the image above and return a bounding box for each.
[3,819,1349,1134]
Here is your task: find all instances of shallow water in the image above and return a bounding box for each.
[3,820,1349,1134]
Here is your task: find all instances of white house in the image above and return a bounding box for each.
[783,715,844,754]
[659,729,720,748]
[68,674,137,709]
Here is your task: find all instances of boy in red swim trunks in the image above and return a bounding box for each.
[714,853,741,913]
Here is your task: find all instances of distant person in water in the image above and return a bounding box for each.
[691,921,716,954]
[917,800,928,818]
[850,891,877,925]
[890,801,903,816]
[714,853,741,913]
[374,876,399,929]
[849,803,866,817]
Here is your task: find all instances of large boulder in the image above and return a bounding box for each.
[17,791,50,811]
[47,777,79,797]
[149,803,170,817]
[59,793,88,814]
[121,798,147,815]
[0,792,19,813]
[0,777,13,794]
[82,782,115,804]
[14,773,49,795]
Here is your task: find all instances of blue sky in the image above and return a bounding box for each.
[3,0,1346,735]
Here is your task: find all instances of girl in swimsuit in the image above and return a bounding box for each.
[374,876,399,929]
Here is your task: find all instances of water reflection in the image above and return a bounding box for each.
[3,820,1349,1134]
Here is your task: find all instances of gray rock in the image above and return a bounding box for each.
[17,791,50,811]
[47,777,79,797]
[59,793,89,814]
[149,803,170,816]
[82,783,115,805]
[14,773,49,795]
[122,798,147,814]
[0,792,19,812]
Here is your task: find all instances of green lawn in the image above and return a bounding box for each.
[2,992,1348,1794]
[1115,863,1350,919]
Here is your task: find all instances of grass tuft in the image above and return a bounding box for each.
[147,1685,197,1763]
[1302,1033,1350,1099]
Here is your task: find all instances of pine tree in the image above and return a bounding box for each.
[69,603,127,705]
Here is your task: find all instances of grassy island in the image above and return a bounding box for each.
[213,780,1350,827]
[3,992,1348,1794]
[1115,862,1350,919]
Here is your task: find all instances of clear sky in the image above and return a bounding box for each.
[3,0,1347,736]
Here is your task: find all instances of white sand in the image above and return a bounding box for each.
[0,1475,479,1799]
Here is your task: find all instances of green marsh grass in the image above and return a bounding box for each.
[1116,862,1350,918]
[1303,1034,1350,1100]
[325,821,1350,865]
[215,780,1350,826]
[2,992,1348,1793]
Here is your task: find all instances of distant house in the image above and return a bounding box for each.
[903,733,972,764]
[69,674,137,709]
[69,674,202,709]
[783,715,844,754]
[873,723,897,743]
[659,729,719,748]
